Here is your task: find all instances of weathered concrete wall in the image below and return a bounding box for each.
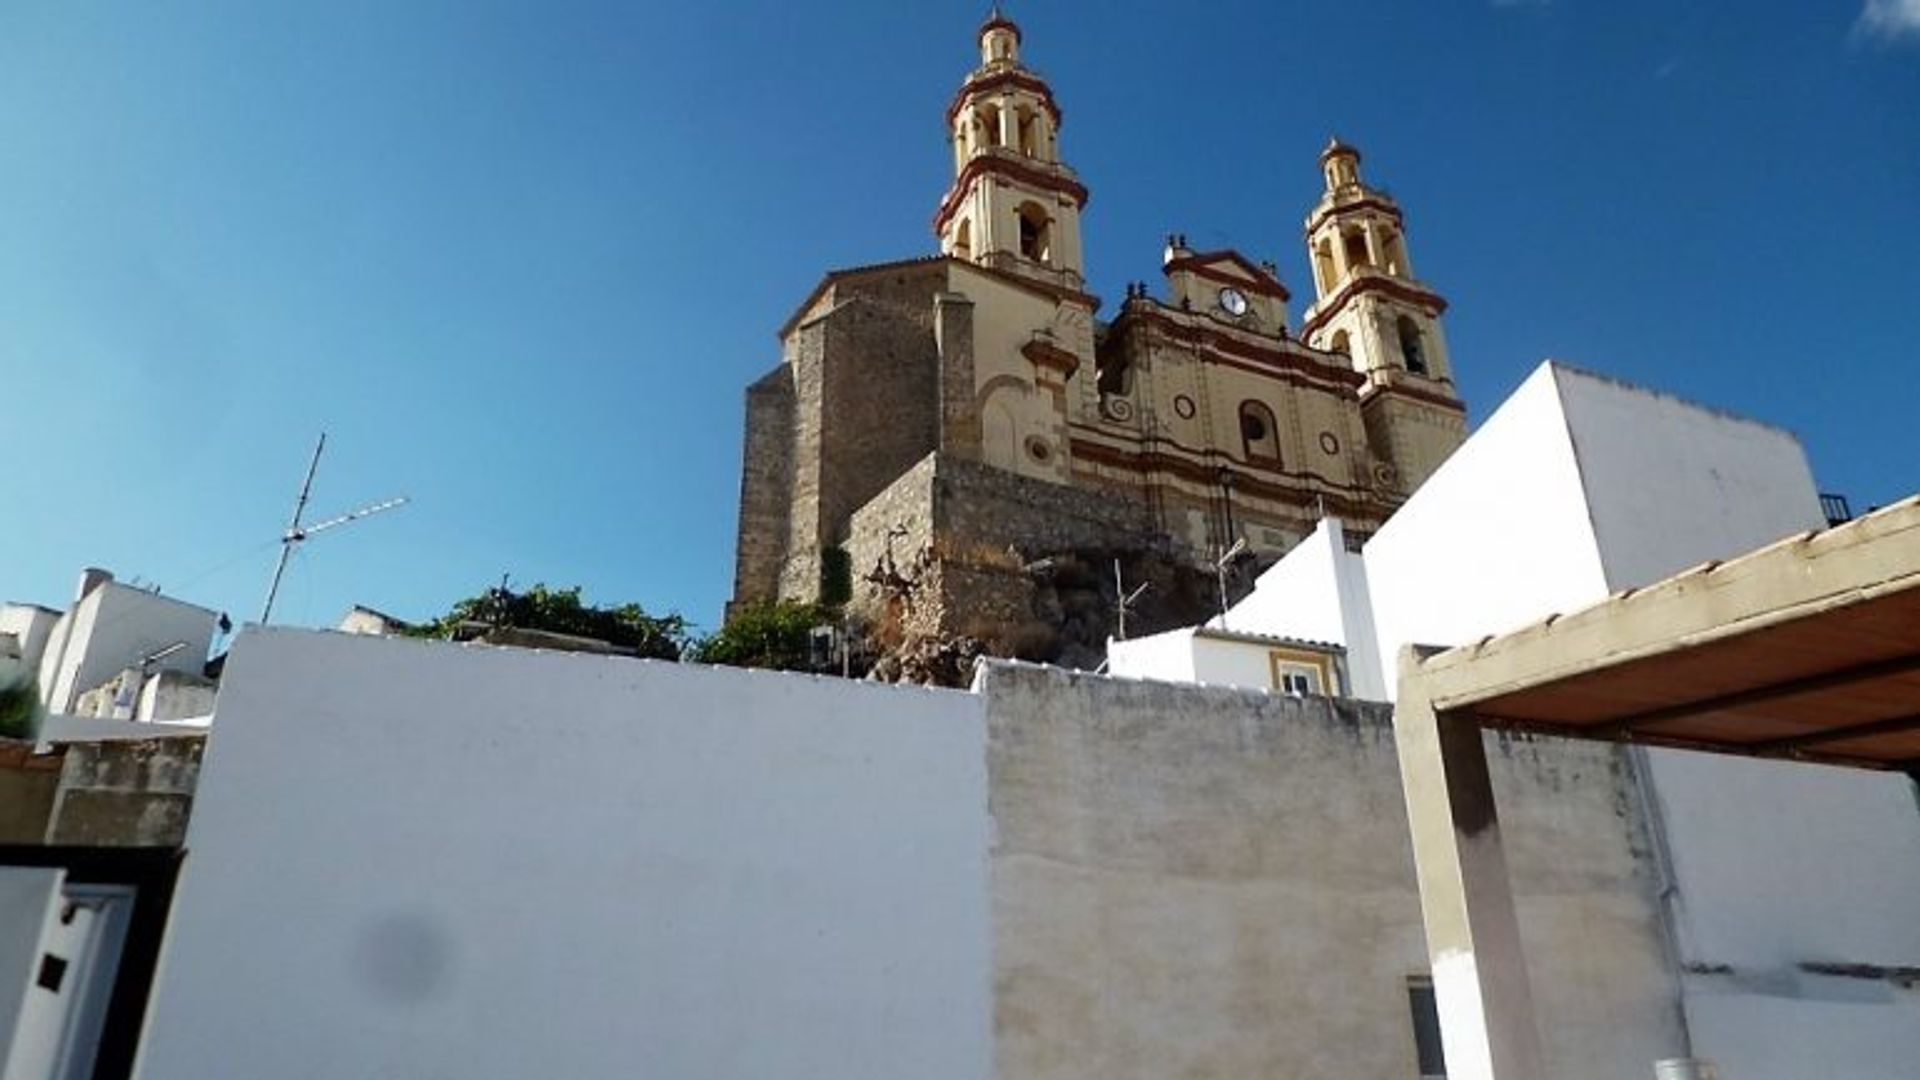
[44,735,202,847]
[140,630,992,1080]
[0,743,60,844]
[978,662,1685,1080]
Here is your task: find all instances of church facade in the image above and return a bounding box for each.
[732,15,1468,659]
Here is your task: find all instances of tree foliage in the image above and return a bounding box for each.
[0,673,39,741]
[690,601,835,672]
[406,583,687,661]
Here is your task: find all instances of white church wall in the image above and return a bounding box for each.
[138,630,992,1080]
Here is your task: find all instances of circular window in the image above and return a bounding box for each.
[1173,395,1196,420]
[1025,436,1053,463]
[1241,413,1268,441]
[1319,432,1340,455]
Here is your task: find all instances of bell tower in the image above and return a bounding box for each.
[934,10,1088,291]
[1300,139,1466,495]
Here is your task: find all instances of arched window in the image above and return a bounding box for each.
[1398,317,1429,376]
[954,218,973,262]
[979,105,1002,148]
[1383,231,1409,277]
[1329,329,1351,356]
[1240,400,1281,463]
[1017,109,1038,157]
[1314,239,1337,292]
[1343,229,1370,271]
[1016,202,1052,264]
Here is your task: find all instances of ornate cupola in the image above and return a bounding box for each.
[1299,139,1467,496]
[934,10,1089,290]
[1300,138,1454,390]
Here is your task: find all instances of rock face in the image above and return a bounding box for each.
[863,542,1247,687]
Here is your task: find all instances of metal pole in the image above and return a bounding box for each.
[261,433,326,626]
[1114,559,1127,641]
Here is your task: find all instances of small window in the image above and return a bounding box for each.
[1409,978,1448,1078]
[1330,329,1351,356]
[1272,661,1321,697]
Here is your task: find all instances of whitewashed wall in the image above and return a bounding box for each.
[1224,518,1386,700]
[138,630,992,1080]
[36,584,217,715]
[1365,364,1612,694]
[1359,361,1920,1079]
[1104,626,1195,683]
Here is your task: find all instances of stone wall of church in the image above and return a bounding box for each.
[845,452,1165,646]
[731,365,796,609]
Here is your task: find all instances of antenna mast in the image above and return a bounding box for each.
[260,433,410,626]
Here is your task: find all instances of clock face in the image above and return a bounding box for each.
[1218,287,1249,317]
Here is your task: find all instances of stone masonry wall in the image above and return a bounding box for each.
[846,452,1170,653]
[732,364,796,609]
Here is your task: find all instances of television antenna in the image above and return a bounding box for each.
[1113,559,1150,641]
[1213,538,1248,632]
[260,433,410,626]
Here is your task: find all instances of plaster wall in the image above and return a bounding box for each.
[1361,360,1920,1078]
[1365,363,1609,691]
[979,663,1684,1080]
[138,630,992,1080]
[37,584,217,716]
[0,607,60,674]
[1103,628,1196,684]
[1555,365,1826,590]
[1225,517,1387,699]
[1187,635,1279,690]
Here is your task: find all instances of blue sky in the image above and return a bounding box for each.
[2,1,1916,640]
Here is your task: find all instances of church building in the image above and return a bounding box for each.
[732,13,1468,661]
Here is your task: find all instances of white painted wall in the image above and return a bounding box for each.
[1355,360,1920,1080]
[1188,635,1279,690]
[1224,517,1386,699]
[1104,626,1195,683]
[1365,363,1611,694]
[138,630,992,1080]
[0,867,63,1074]
[0,607,60,675]
[37,583,217,715]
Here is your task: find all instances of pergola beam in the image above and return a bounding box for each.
[1589,651,1920,738]
[1741,710,1920,756]
[1414,496,1920,714]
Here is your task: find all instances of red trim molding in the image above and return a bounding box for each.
[1300,276,1448,338]
[933,154,1089,234]
[1306,197,1404,235]
[1164,251,1290,302]
[1360,380,1467,415]
[1069,437,1381,518]
[1126,309,1363,392]
[946,71,1062,127]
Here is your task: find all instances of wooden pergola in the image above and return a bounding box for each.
[1393,493,1920,1079]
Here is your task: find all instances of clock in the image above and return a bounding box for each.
[1218,287,1249,317]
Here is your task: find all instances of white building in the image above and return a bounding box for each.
[1112,360,1920,1079]
[14,570,223,725]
